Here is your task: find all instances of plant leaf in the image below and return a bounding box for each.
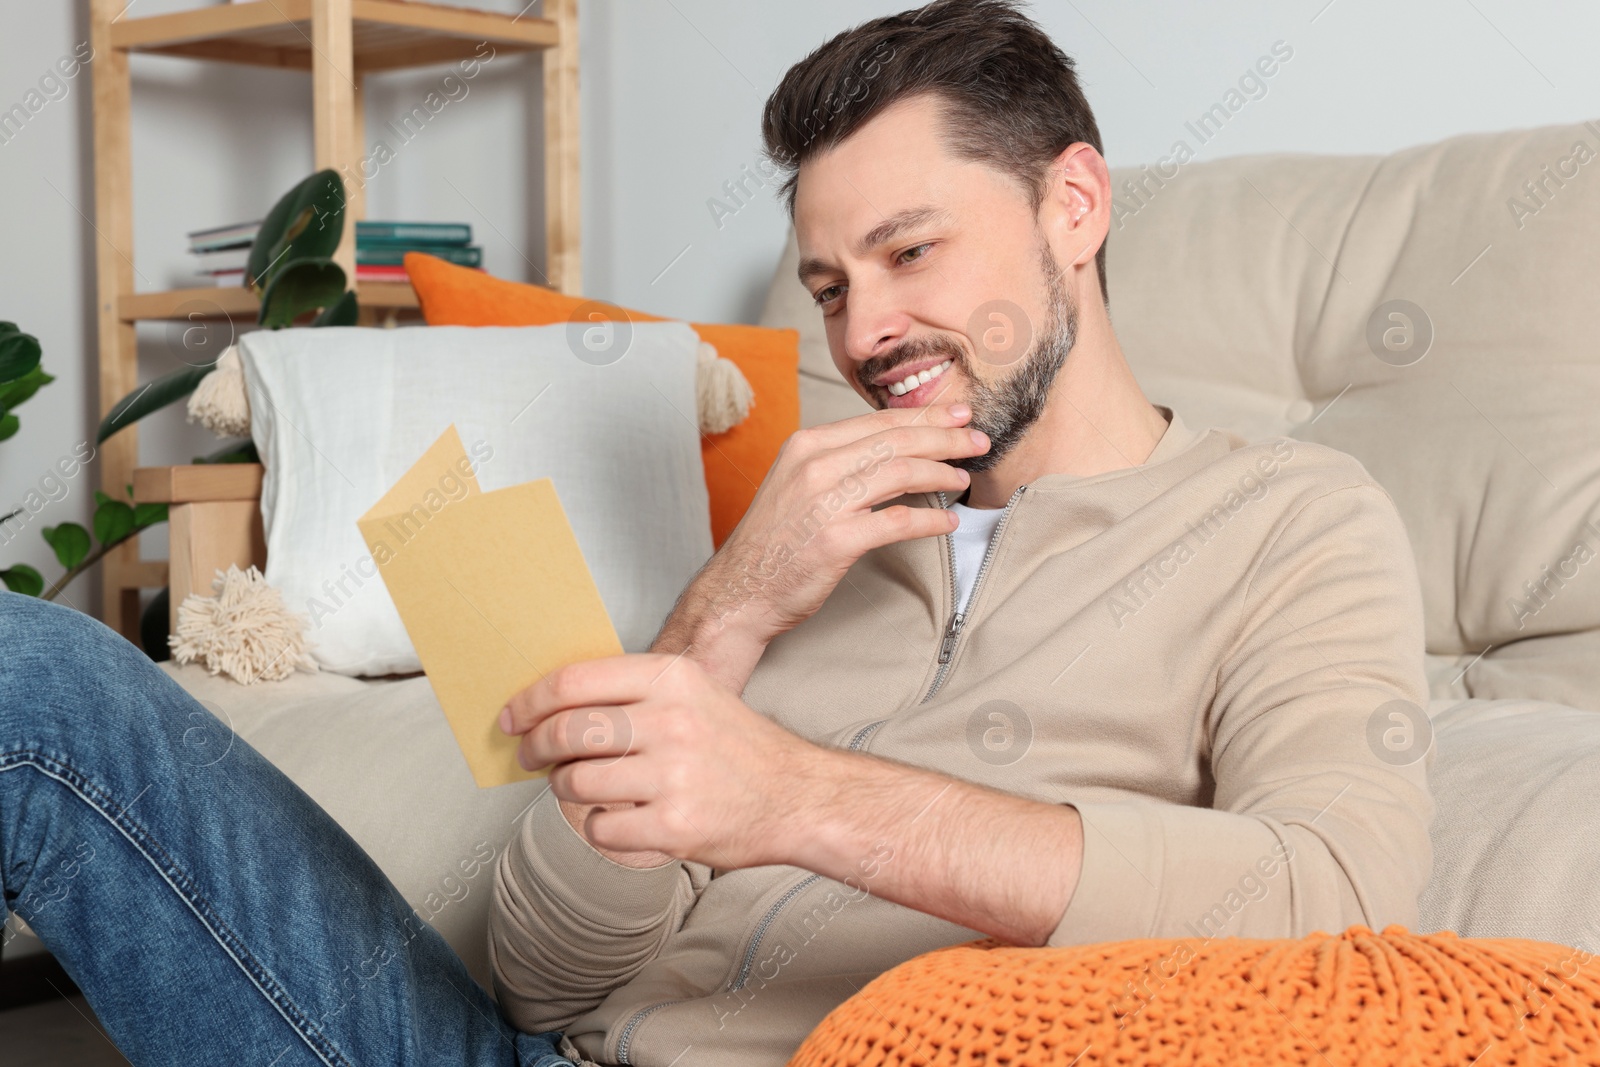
[133,502,169,528]
[94,490,114,507]
[0,329,41,383]
[97,364,214,444]
[42,523,91,570]
[93,500,136,546]
[0,366,51,410]
[0,564,44,597]
[259,259,348,329]
[0,413,17,442]
[194,439,259,465]
[312,288,360,327]
[246,170,347,292]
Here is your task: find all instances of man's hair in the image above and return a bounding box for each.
[762,0,1109,299]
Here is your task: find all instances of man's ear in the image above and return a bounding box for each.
[1038,142,1111,287]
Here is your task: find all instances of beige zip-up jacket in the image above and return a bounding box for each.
[488,412,1434,1067]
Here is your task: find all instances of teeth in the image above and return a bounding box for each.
[886,359,952,397]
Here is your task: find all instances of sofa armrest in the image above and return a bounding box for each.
[131,464,266,634]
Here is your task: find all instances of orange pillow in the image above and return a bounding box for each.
[404,252,800,547]
[790,924,1600,1067]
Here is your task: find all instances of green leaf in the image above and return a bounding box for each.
[0,564,44,597]
[0,329,41,383]
[93,500,136,546]
[259,258,348,329]
[97,364,213,444]
[42,522,91,570]
[312,288,359,327]
[194,439,259,465]
[0,412,17,442]
[0,322,18,336]
[246,169,347,293]
[0,366,50,410]
[133,502,168,528]
[94,490,114,507]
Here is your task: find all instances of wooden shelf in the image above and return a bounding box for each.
[133,464,264,504]
[119,282,420,322]
[111,0,558,73]
[90,0,581,640]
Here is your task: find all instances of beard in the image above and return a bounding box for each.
[856,239,1079,475]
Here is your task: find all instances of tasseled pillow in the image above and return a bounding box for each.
[186,339,755,438]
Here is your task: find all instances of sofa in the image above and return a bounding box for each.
[6,118,1598,1051]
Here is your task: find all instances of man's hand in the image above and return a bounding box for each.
[502,652,826,870]
[654,403,990,692]
[503,651,1084,944]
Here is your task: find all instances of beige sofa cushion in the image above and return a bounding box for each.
[1420,696,1600,950]
[1107,121,1600,675]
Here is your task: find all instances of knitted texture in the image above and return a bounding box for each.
[788,925,1600,1067]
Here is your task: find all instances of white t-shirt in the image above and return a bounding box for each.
[949,500,1007,614]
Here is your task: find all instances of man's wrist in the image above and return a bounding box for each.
[651,565,776,693]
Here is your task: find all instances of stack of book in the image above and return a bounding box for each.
[353,221,481,282]
[187,220,483,287]
[188,220,260,287]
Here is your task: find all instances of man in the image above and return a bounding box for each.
[0,2,1428,1066]
[486,1,1431,1063]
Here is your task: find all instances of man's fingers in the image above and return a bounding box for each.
[791,402,972,452]
[547,756,654,806]
[849,456,972,506]
[830,503,959,558]
[502,653,670,735]
[519,703,636,770]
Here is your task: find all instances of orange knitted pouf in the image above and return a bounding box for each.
[788,925,1600,1067]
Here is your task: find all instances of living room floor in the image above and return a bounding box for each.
[2,995,130,1066]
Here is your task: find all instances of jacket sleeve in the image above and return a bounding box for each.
[1048,483,1435,947]
[487,788,707,1032]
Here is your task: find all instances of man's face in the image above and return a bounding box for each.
[793,94,1078,473]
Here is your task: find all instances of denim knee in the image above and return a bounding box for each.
[0,592,166,754]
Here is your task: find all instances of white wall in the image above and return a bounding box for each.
[1,0,1595,617]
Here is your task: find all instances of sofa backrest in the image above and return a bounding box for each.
[1108,119,1600,666]
[759,121,1600,686]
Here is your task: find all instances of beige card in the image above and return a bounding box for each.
[357,425,624,788]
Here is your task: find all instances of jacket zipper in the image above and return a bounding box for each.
[721,719,885,992]
[920,484,1027,704]
[615,489,1023,1062]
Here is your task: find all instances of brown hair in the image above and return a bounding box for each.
[762,0,1109,299]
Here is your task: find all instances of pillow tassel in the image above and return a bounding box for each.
[697,342,755,435]
[170,565,318,685]
[186,344,252,438]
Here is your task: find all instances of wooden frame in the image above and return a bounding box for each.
[90,0,581,640]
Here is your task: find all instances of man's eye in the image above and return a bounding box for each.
[813,284,845,307]
[897,243,932,264]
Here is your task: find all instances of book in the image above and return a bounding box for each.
[194,247,252,273]
[357,244,481,267]
[354,265,412,281]
[357,221,471,245]
[188,220,261,253]
[213,270,246,288]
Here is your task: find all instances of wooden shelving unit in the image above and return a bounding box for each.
[88,0,581,639]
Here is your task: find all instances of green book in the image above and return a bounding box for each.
[356,221,471,245]
[356,244,482,267]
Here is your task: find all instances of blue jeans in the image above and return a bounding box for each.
[0,593,574,1067]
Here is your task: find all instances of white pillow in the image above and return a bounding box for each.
[239,323,713,676]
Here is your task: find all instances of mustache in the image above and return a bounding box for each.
[857,334,968,391]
